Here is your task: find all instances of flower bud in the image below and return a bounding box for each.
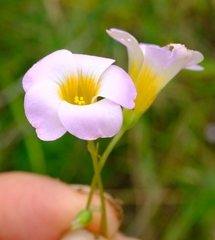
[71,209,93,230]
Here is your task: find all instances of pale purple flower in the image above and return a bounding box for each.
[107,28,204,113]
[23,50,136,141]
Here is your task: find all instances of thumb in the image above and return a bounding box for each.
[61,229,140,240]
[0,171,121,240]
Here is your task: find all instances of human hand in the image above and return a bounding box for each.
[0,172,139,240]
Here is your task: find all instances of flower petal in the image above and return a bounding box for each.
[185,65,204,71]
[168,43,204,69]
[73,54,115,84]
[107,28,204,115]
[24,81,66,140]
[106,28,143,80]
[134,43,204,112]
[23,50,78,92]
[138,43,204,90]
[58,99,123,140]
[96,65,136,109]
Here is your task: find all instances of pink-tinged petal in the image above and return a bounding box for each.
[106,28,143,80]
[73,54,115,84]
[96,65,136,109]
[139,44,174,72]
[185,65,204,71]
[108,29,204,115]
[133,43,204,113]
[23,50,78,92]
[168,44,204,68]
[58,99,122,140]
[24,81,66,141]
[139,43,204,89]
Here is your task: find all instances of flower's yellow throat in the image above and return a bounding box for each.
[59,75,99,105]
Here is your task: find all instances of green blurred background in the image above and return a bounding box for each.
[0,0,215,239]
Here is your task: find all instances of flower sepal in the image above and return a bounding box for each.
[122,109,142,130]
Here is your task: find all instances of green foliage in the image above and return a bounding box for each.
[0,0,215,239]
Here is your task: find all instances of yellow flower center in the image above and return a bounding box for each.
[58,74,99,105]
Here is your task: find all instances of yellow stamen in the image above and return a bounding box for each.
[74,96,86,105]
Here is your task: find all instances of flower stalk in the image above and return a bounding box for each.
[86,125,128,234]
[22,28,204,239]
[87,140,108,237]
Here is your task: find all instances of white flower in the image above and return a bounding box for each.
[107,28,204,113]
[23,50,136,140]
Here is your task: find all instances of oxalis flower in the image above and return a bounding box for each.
[107,28,204,114]
[23,50,136,141]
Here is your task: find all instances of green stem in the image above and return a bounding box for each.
[87,140,107,237]
[86,126,127,209]
[99,126,127,170]
[86,177,96,209]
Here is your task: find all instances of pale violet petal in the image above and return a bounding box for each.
[107,28,140,53]
[73,54,115,84]
[106,28,143,80]
[134,43,204,112]
[24,81,66,141]
[96,65,136,109]
[58,99,123,140]
[161,44,204,84]
[23,50,78,92]
[185,65,204,71]
[138,43,204,89]
[168,43,204,69]
[139,44,173,72]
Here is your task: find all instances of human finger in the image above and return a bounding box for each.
[0,172,121,240]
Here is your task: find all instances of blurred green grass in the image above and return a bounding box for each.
[1,0,215,239]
